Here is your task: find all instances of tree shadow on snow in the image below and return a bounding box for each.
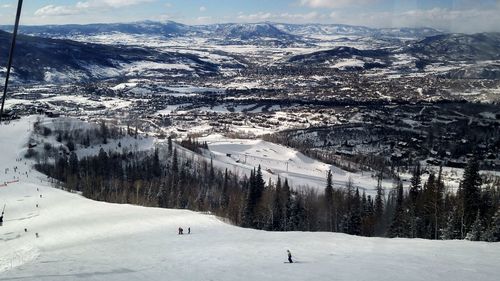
[0,268,136,280]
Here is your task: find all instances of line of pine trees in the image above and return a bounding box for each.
[35,141,499,241]
[387,160,500,241]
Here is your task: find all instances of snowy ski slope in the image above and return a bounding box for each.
[200,134,390,194]
[1,117,499,281]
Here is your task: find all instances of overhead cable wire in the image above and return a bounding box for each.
[0,0,24,123]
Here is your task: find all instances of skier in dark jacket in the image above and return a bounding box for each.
[287,250,293,263]
[0,205,4,226]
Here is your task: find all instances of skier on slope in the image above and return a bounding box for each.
[287,250,293,263]
[0,204,5,226]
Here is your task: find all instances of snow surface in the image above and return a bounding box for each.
[1,117,499,281]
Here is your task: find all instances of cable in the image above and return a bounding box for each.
[0,0,24,123]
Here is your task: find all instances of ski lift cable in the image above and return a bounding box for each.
[0,0,24,123]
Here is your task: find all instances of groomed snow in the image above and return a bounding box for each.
[1,117,499,281]
[199,135,391,194]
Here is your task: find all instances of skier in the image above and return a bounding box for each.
[178,227,183,235]
[188,227,191,234]
[0,204,5,227]
[287,250,293,263]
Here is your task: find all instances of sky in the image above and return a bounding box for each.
[0,0,499,33]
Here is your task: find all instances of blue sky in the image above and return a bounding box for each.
[0,0,499,32]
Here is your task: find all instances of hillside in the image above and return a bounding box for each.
[408,32,500,61]
[288,46,391,70]
[1,117,499,281]
[0,30,224,82]
[1,20,196,38]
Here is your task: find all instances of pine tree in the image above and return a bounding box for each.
[389,180,407,238]
[220,168,229,209]
[100,120,108,144]
[324,170,334,231]
[152,148,161,178]
[374,173,385,235]
[409,163,422,205]
[441,207,461,240]
[349,188,362,235]
[272,177,284,231]
[461,156,482,232]
[68,152,79,175]
[422,172,437,239]
[467,210,483,241]
[172,148,179,176]
[289,193,306,231]
[167,136,173,156]
[482,208,500,242]
[242,167,265,228]
[408,163,422,238]
[283,179,292,231]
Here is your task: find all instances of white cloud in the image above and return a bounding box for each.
[34,5,79,17]
[195,16,213,24]
[329,7,500,33]
[34,0,154,17]
[1,4,13,9]
[235,11,325,23]
[76,0,154,9]
[300,0,376,8]
[199,6,207,12]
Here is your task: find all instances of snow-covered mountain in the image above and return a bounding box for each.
[375,27,443,38]
[202,23,306,46]
[2,21,441,42]
[1,20,196,38]
[0,30,237,83]
[209,23,296,40]
[288,46,392,70]
[275,23,375,37]
[286,32,500,73]
[275,23,441,38]
[1,117,499,281]
[408,32,500,61]
[1,21,498,81]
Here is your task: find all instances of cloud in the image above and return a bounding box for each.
[34,5,79,17]
[1,4,13,9]
[196,16,213,24]
[235,11,326,23]
[34,0,154,17]
[300,0,376,8]
[199,6,207,12]
[76,0,154,9]
[329,7,500,33]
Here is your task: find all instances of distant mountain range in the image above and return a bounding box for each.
[0,21,499,82]
[287,33,500,77]
[408,33,500,61]
[1,21,443,41]
[1,21,195,38]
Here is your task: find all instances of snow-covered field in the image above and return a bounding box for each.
[1,117,499,281]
